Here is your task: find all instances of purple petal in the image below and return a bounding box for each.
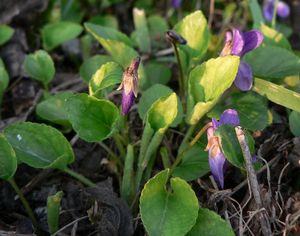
[240,30,264,56]
[121,90,135,115]
[219,109,240,126]
[277,1,290,18]
[234,61,253,91]
[209,149,226,189]
[231,28,245,56]
[211,118,219,129]
[171,0,182,9]
[263,0,274,22]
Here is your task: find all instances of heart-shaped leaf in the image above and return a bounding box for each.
[187,56,240,124]
[79,55,112,82]
[0,24,14,46]
[142,61,171,89]
[36,92,73,127]
[187,208,235,236]
[84,23,146,83]
[4,122,74,169]
[138,84,183,127]
[253,78,300,112]
[23,50,55,86]
[66,93,120,142]
[89,62,123,97]
[226,92,269,131]
[244,45,300,79]
[173,143,209,181]
[42,21,83,51]
[0,134,17,180]
[215,125,255,169]
[140,169,199,236]
[260,24,291,50]
[146,93,178,133]
[174,11,209,63]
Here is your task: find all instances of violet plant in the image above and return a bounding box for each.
[1,1,300,235]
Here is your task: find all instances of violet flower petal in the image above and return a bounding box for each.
[240,30,264,56]
[234,61,253,91]
[171,0,182,9]
[231,28,245,56]
[121,90,135,115]
[263,0,274,22]
[209,149,226,189]
[219,109,240,126]
[277,1,290,18]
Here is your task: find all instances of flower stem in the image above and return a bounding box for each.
[170,123,211,174]
[121,144,135,202]
[136,131,164,191]
[271,0,279,28]
[63,167,96,187]
[113,134,126,158]
[172,43,185,99]
[8,178,39,230]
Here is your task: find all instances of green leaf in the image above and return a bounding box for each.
[42,21,83,51]
[289,111,300,137]
[138,84,183,127]
[84,22,146,83]
[140,169,199,236]
[174,10,209,63]
[142,61,171,89]
[79,55,112,82]
[173,143,209,181]
[47,191,63,234]
[0,59,9,103]
[0,134,17,180]
[248,0,264,28]
[0,24,14,46]
[260,24,291,50]
[146,92,178,132]
[60,0,84,23]
[253,78,300,112]
[4,122,74,169]
[89,15,119,29]
[187,56,240,124]
[215,125,242,168]
[226,92,268,131]
[66,93,120,142]
[148,15,168,49]
[23,50,55,86]
[244,45,300,79]
[84,22,132,47]
[89,62,123,97]
[132,8,151,53]
[36,92,73,126]
[187,208,235,236]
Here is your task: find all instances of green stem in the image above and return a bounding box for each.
[113,134,126,158]
[178,125,196,153]
[63,167,96,187]
[8,178,39,230]
[172,43,185,99]
[271,0,279,28]
[137,124,154,172]
[136,131,164,191]
[121,144,135,202]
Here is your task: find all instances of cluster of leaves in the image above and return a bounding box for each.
[0,0,300,235]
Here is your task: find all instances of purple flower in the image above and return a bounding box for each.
[205,109,240,188]
[263,0,290,22]
[117,57,141,115]
[221,28,263,91]
[171,0,182,9]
